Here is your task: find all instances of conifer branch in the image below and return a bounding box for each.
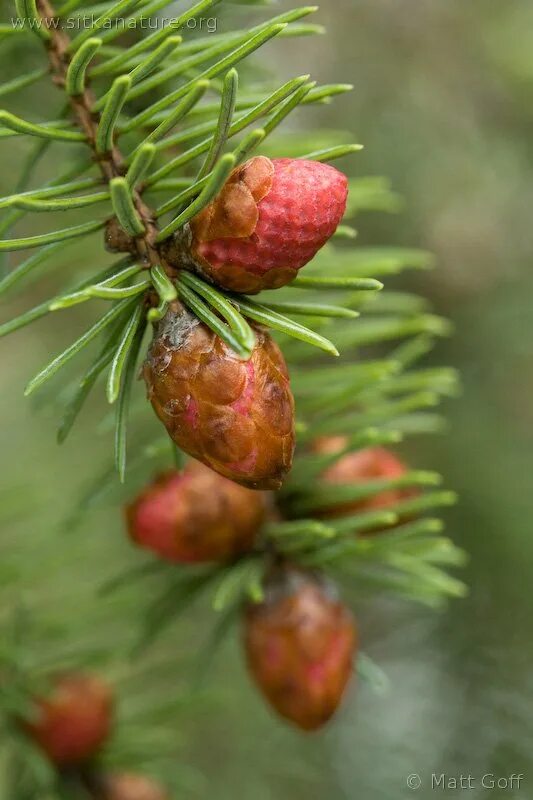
[35,0,176,279]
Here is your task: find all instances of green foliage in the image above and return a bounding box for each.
[0,0,373,470]
[0,0,465,796]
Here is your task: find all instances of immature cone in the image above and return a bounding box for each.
[143,303,295,489]
[163,157,348,293]
[314,438,413,519]
[102,773,169,800]
[244,569,356,731]
[125,461,267,563]
[25,674,113,766]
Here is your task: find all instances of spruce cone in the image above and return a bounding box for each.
[243,569,356,731]
[314,438,414,519]
[102,773,169,800]
[25,674,113,766]
[125,461,267,563]
[143,303,295,489]
[163,157,348,293]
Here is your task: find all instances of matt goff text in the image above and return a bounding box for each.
[431,773,524,790]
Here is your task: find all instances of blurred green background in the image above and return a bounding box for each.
[2,0,533,797]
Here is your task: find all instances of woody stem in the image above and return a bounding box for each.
[36,0,172,280]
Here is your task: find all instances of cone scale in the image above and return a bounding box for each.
[144,303,295,490]
[163,157,349,294]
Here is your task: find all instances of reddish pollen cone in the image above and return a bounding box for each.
[102,773,169,800]
[244,570,356,731]
[126,461,267,563]
[185,156,348,293]
[25,674,113,767]
[143,303,295,489]
[314,438,414,519]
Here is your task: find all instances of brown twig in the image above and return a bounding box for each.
[36,0,172,279]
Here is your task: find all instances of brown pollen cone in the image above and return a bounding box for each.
[24,674,113,767]
[143,303,295,490]
[125,461,267,563]
[243,570,356,731]
[101,773,169,800]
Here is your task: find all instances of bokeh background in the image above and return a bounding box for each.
[1,0,533,797]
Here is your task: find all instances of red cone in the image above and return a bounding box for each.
[314,438,414,519]
[168,156,348,293]
[243,569,356,731]
[25,674,113,766]
[102,773,169,800]
[126,461,266,563]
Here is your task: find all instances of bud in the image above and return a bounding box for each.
[315,439,413,518]
[143,303,295,489]
[163,157,348,293]
[125,461,267,563]
[102,773,169,800]
[104,217,136,254]
[25,674,113,766]
[243,569,356,731]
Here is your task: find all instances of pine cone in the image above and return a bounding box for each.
[125,461,267,563]
[164,157,348,293]
[314,439,414,519]
[101,773,169,800]
[24,674,113,766]
[243,569,356,731]
[143,303,295,489]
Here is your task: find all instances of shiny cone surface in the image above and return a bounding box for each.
[126,461,266,563]
[144,304,295,489]
[244,570,356,731]
[25,674,113,766]
[187,156,348,293]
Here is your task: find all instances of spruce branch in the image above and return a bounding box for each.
[0,1,467,774]
[18,0,333,372]
[34,0,176,280]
